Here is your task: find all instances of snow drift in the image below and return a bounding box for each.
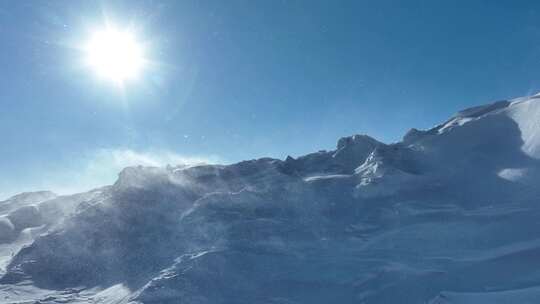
[2,94,540,303]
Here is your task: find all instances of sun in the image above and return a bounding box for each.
[84,27,145,83]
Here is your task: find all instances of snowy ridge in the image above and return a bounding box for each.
[1,94,540,303]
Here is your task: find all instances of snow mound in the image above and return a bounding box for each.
[2,94,540,303]
[0,191,56,214]
[7,205,42,231]
[354,144,423,198]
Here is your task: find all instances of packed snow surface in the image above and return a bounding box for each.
[2,94,540,303]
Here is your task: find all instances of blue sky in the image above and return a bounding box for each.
[2,0,540,199]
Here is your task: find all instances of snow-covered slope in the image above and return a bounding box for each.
[2,94,540,303]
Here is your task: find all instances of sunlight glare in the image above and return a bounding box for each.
[85,27,145,83]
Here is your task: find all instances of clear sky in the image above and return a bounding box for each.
[2,0,540,199]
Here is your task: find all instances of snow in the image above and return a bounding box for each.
[0,218,15,242]
[7,205,42,231]
[506,97,540,159]
[429,286,540,304]
[1,94,540,303]
[303,174,351,182]
[497,167,528,181]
